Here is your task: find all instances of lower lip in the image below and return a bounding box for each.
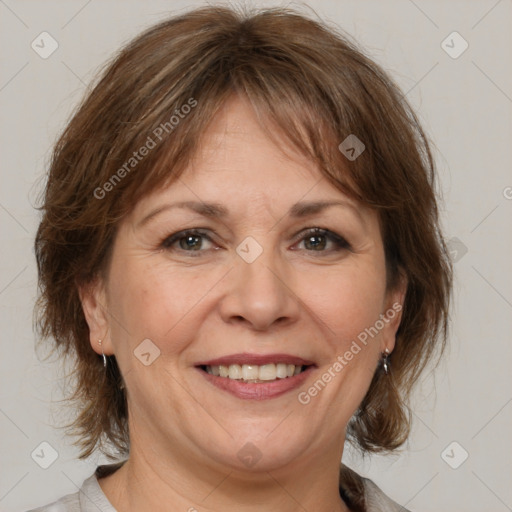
[197,366,315,400]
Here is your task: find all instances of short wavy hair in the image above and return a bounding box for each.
[35,5,452,462]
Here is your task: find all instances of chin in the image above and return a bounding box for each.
[199,426,310,474]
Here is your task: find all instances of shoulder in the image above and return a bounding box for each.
[26,463,122,512]
[339,464,410,512]
[362,477,411,512]
[26,491,80,512]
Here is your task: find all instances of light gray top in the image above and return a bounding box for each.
[27,463,409,512]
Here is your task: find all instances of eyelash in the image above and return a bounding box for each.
[161,227,351,257]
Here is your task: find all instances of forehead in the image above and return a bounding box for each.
[190,95,319,182]
[132,96,364,217]
[124,96,375,236]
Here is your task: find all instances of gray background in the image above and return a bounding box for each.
[1,0,511,510]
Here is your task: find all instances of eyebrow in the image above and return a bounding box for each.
[137,199,364,228]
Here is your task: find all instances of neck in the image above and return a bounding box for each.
[98,433,350,512]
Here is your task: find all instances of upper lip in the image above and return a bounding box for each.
[196,353,316,367]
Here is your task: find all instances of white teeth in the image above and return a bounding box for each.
[228,364,242,379]
[259,364,276,381]
[276,363,288,378]
[242,364,259,380]
[204,363,306,382]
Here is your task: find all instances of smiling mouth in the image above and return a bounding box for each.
[198,363,311,383]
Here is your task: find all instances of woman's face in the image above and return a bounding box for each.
[82,95,404,474]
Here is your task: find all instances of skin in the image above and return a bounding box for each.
[80,95,406,512]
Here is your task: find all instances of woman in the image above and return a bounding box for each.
[32,5,452,511]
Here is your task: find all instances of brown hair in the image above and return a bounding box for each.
[34,4,452,485]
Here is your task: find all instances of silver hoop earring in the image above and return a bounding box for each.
[98,339,107,368]
[382,348,390,375]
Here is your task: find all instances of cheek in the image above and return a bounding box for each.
[297,269,386,415]
[105,256,211,404]
[302,259,387,347]
[106,253,219,355]
[300,260,387,405]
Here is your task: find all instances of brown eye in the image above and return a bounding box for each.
[178,234,204,250]
[295,228,351,253]
[162,229,215,254]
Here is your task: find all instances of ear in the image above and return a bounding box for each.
[78,277,114,356]
[381,270,408,354]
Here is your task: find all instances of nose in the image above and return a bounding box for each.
[218,248,300,332]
